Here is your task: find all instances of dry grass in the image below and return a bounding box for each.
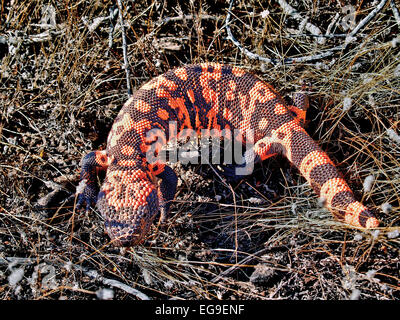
[0,0,399,300]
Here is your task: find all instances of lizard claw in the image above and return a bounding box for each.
[72,179,98,212]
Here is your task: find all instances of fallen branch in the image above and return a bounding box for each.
[390,0,400,26]
[159,13,216,25]
[225,0,273,64]
[116,0,132,97]
[1,29,64,46]
[225,0,391,65]
[101,278,150,300]
[278,0,325,44]
[0,256,151,300]
[347,0,389,38]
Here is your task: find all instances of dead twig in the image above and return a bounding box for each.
[106,5,119,57]
[0,256,151,300]
[278,0,325,44]
[390,0,400,26]
[1,29,64,46]
[347,0,389,38]
[225,0,273,64]
[211,247,268,283]
[225,0,391,65]
[116,0,132,97]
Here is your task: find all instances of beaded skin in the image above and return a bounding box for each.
[76,63,379,246]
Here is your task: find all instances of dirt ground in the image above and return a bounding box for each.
[0,0,399,300]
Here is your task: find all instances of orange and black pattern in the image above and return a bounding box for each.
[77,63,379,246]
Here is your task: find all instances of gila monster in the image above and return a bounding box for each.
[76,63,379,247]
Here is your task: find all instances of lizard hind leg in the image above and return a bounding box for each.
[156,165,178,223]
[288,92,309,127]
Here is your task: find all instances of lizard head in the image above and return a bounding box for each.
[96,169,160,246]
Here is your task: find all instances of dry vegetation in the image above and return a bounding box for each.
[0,0,399,300]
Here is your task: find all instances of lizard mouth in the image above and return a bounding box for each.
[97,179,161,247]
[104,217,152,247]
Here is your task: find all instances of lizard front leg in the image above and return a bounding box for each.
[76,150,111,211]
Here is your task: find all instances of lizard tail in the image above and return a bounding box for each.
[277,120,379,228]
